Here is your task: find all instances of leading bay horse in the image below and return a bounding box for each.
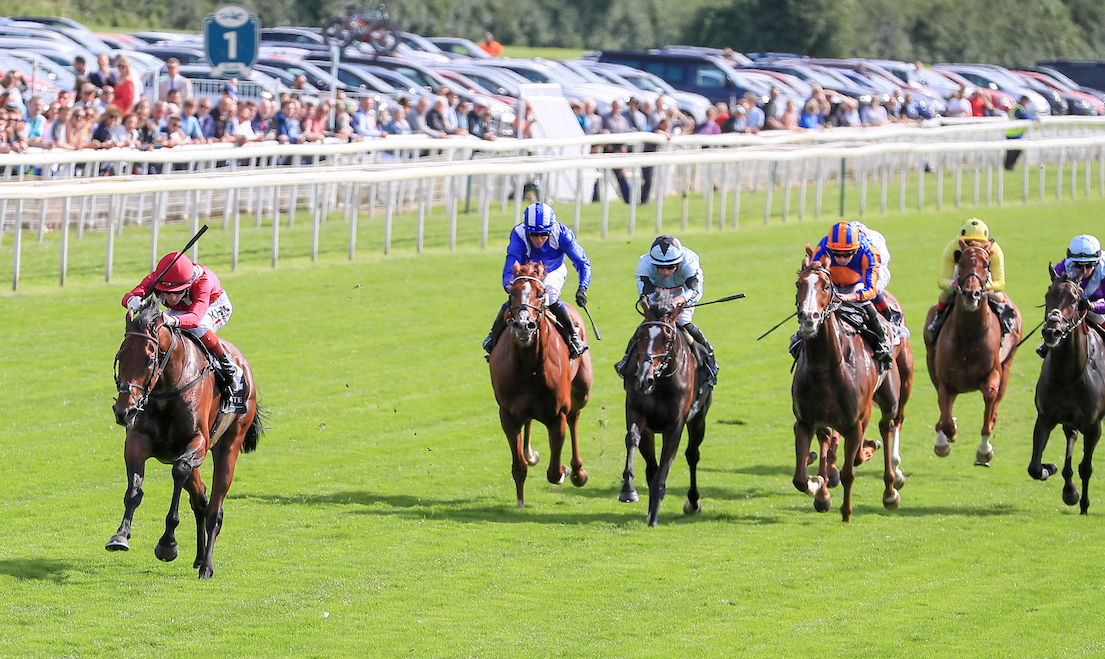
[792,247,913,522]
[1028,267,1105,514]
[924,238,1022,465]
[109,298,264,579]
[489,262,593,508]
[619,290,712,527]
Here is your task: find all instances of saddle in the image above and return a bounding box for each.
[927,295,1017,345]
[789,303,906,368]
[681,329,717,395]
[180,331,247,415]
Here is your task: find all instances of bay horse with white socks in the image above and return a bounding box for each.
[924,238,1022,465]
[792,247,912,522]
[1028,267,1105,513]
[108,298,263,579]
[619,290,712,526]
[489,262,593,508]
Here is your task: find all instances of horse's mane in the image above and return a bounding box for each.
[131,297,162,332]
[646,288,680,320]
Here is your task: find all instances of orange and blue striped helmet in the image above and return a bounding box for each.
[827,222,860,252]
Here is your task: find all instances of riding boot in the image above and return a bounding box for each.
[551,301,588,359]
[926,302,952,344]
[788,333,803,360]
[614,335,635,379]
[681,322,718,388]
[482,303,509,355]
[863,304,894,373]
[1036,343,1049,359]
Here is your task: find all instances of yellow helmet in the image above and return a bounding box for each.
[959,218,989,242]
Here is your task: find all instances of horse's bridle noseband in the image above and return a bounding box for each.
[955,247,991,299]
[634,320,678,378]
[507,275,548,334]
[114,328,175,415]
[1044,280,1087,344]
[797,265,843,333]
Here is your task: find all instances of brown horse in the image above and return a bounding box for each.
[792,246,913,522]
[489,262,593,508]
[619,289,712,526]
[108,298,263,579]
[1028,267,1105,513]
[925,238,1022,465]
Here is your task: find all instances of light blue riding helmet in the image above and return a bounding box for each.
[523,202,556,234]
[1067,234,1102,263]
[649,235,684,267]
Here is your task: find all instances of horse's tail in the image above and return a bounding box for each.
[243,399,268,454]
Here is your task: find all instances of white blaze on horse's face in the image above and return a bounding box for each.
[798,272,824,338]
[635,326,666,394]
[511,281,540,345]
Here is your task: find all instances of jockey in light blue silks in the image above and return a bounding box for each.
[483,202,592,358]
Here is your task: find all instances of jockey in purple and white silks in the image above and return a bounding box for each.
[483,202,592,358]
[1039,233,1105,357]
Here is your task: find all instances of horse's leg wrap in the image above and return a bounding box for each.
[551,301,588,359]
[483,302,509,354]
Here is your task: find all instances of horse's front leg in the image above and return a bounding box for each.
[499,409,527,508]
[1078,424,1101,515]
[620,412,645,503]
[106,432,151,552]
[839,421,866,523]
[196,441,241,580]
[1028,416,1059,481]
[646,422,686,527]
[975,372,1001,466]
[934,383,958,457]
[820,429,840,489]
[545,412,569,486]
[793,421,824,499]
[566,408,588,487]
[1062,425,1082,507]
[522,420,539,466]
[185,467,209,569]
[682,391,710,516]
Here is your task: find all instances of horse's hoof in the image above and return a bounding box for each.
[105,536,130,552]
[154,541,179,562]
[646,513,658,527]
[198,566,213,580]
[934,443,951,457]
[1063,487,1081,506]
[883,490,901,509]
[619,489,639,503]
[827,471,841,489]
[1040,463,1059,480]
[806,451,817,466]
[516,499,525,509]
[814,496,832,513]
[976,449,994,465]
[894,469,907,490]
[526,449,540,467]
[570,469,588,487]
[683,500,701,515]
[548,465,568,485]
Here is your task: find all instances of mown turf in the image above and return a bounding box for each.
[1,166,1104,658]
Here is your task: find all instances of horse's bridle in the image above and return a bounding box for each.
[955,247,991,300]
[507,275,548,335]
[114,328,175,415]
[1044,280,1087,344]
[634,320,677,378]
[797,265,843,333]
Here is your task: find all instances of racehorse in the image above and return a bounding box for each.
[1027,267,1105,514]
[619,290,712,527]
[488,262,593,508]
[792,246,912,522]
[924,238,1022,465]
[108,298,264,579]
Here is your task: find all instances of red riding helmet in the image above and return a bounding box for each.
[152,253,197,292]
[827,221,860,252]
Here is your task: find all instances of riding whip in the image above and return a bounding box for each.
[757,311,798,341]
[687,293,746,308]
[580,303,602,341]
[1014,319,1046,349]
[145,224,210,297]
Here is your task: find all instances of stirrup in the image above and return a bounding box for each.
[482,333,495,354]
[568,337,588,359]
[1036,343,1048,359]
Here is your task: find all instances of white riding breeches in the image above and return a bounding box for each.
[167,292,233,338]
[542,263,568,304]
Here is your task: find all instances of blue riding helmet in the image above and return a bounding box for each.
[523,202,556,234]
[1067,234,1102,263]
[649,235,684,267]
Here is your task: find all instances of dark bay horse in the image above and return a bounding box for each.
[619,290,712,527]
[489,262,593,508]
[792,247,913,522]
[109,298,264,579]
[924,238,1022,465]
[1028,267,1105,514]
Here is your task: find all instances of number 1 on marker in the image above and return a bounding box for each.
[223,30,237,59]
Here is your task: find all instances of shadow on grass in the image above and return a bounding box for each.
[701,464,797,477]
[0,558,72,583]
[233,491,477,509]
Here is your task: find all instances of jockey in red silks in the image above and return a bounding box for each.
[810,221,895,370]
[122,252,245,402]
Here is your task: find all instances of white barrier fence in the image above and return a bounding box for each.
[3,116,1105,290]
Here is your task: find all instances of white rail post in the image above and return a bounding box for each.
[12,199,23,291]
[311,184,321,262]
[814,159,826,219]
[271,186,280,269]
[1057,149,1066,201]
[1038,150,1046,201]
[798,159,808,220]
[232,188,241,271]
[105,195,117,283]
[417,178,426,254]
[917,154,925,211]
[781,161,792,223]
[349,184,360,261]
[480,175,490,250]
[601,169,610,238]
[59,198,71,286]
[858,157,867,218]
[764,162,776,225]
[150,192,161,271]
[935,152,943,210]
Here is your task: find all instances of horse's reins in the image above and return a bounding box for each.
[1042,281,1088,347]
[633,320,678,378]
[115,327,214,413]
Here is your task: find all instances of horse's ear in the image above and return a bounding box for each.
[126,310,135,322]
[512,262,523,276]
[958,236,968,251]
[818,252,831,269]
[536,262,545,278]
[1049,262,1058,282]
[805,242,814,258]
[953,250,962,264]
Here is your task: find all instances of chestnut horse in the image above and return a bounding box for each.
[489,262,593,508]
[108,298,264,579]
[1027,267,1105,513]
[924,239,1022,465]
[792,247,913,522]
[619,290,712,526]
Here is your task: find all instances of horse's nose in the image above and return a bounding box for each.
[524,321,537,332]
[971,290,983,301]
[113,399,136,427]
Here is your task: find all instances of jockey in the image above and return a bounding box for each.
[122,252,245,403]
[927,218,1008,340]
[483,202,591,358]
[811,221,894,370]
[616,235,717,386]
[1039,233,1105,357]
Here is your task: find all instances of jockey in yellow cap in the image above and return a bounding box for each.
[926,218,1007,341]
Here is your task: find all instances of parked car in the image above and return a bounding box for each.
[1035,60,1105,93]
[597,49,775,106]
[1016,70,1100,115]
[427,37,491,59]
[257,55,350,92]
[1033,65,1105,103]
[261,27,329,49]
[935,64,1050,115]
[583,61,713,124]
[435,62,530,99]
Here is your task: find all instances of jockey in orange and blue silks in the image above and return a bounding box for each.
[483,202,591,359]
[809,221,895,369]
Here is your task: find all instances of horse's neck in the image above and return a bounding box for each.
[804,314,845,371]
[952,293,991,335]
[1050,323,1091,381]
[508,319,548,372]
[153,329,197,393]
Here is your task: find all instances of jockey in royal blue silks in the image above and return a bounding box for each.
[483,202,592,358]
